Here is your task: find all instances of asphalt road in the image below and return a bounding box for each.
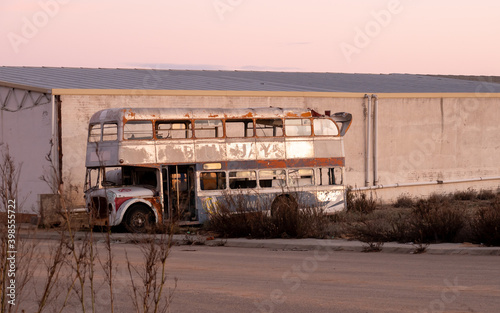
[17,239,500,313]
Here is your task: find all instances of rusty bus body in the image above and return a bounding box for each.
[84,107,352,232]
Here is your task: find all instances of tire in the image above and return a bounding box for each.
[124,204,155,233]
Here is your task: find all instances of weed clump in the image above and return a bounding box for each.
[452,188,477,201]
[346,188,377,214]
[394,194,414,208]
[408,194,465,243]
[333,189,500,246]
[470,199,500,246]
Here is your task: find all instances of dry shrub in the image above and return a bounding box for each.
[477,189,496,200]
[206,191,330,238]
[394,194,414,208]
[470,199,500,246]
[452,188,477,201]
[331,190,500,246]
[404,194,465,243]
[346,188,377,214]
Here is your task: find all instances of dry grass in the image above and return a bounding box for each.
[336,189,500,247]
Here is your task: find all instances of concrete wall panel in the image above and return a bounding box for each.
[1,101,53,213]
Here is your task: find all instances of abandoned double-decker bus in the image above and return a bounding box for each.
[84,107,352,232]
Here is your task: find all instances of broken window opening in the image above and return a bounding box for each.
[284,119,312,137]
[255,119,283,137]
[156,120,192,139]
[229,171,257,189]
[88,124,101,142]
[124,121,153,140]
[313,119,339,136]
[194,120,223,138]
[226,119,254,138]
[259,169,286,188]
[102,123,118,141]
[288,168,314,187]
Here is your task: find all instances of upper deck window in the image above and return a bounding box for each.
[124,121,153,140]
[102,123,118,141]
[226,120,254,138]
[156,121,192,139]
[88,124,101,142]
[313,119,339,136]
[194,120,223,138]
[255,119,283,137]
[285,119,312,136]
[89,123,118,142]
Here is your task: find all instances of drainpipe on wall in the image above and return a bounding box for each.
[364,94,371,187]
[51,95,63,189]
[51,94,58,177]
[372,94,379,185]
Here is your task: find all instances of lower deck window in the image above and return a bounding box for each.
[229,171,256,189]
[259,170,285,188]
[318,167,343,185]
[200,172,226,190]
[288,169,314,186]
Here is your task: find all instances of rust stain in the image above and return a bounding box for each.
[124,109,136,118]
[285,112,299,118]
[315,157,345,167]
[146,197,163,223]
[257,159,287,168]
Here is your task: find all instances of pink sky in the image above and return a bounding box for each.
[1,0,499,75]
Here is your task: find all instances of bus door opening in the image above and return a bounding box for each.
[164,165,196,221]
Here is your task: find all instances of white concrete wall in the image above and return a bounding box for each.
[60,93,500,207]
[0,98,54,213]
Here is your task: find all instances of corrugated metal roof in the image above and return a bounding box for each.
[1,66,500,93]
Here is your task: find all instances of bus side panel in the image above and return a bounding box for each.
[157,141,195,163]
[285,138,314,159]
[195,141,226,162]
[256,139,285,159]
[86,141,120,167]
[227,141,257,160]
[119,141,157,165]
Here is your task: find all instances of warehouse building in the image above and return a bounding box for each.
[1,66,500,216]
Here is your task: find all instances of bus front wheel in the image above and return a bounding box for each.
[124,204,155,233]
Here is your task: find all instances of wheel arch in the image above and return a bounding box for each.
[270,193,298,216]
[113,198,158,226]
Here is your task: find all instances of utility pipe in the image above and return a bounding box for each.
[354,176,500,191]
[364,94,371,187]
[372,94,379,185]
[51,94,59,181]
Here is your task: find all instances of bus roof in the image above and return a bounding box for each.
[89,107,316,124]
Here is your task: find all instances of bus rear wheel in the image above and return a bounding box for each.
[124,204,155,233]
[271,194,298,216]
